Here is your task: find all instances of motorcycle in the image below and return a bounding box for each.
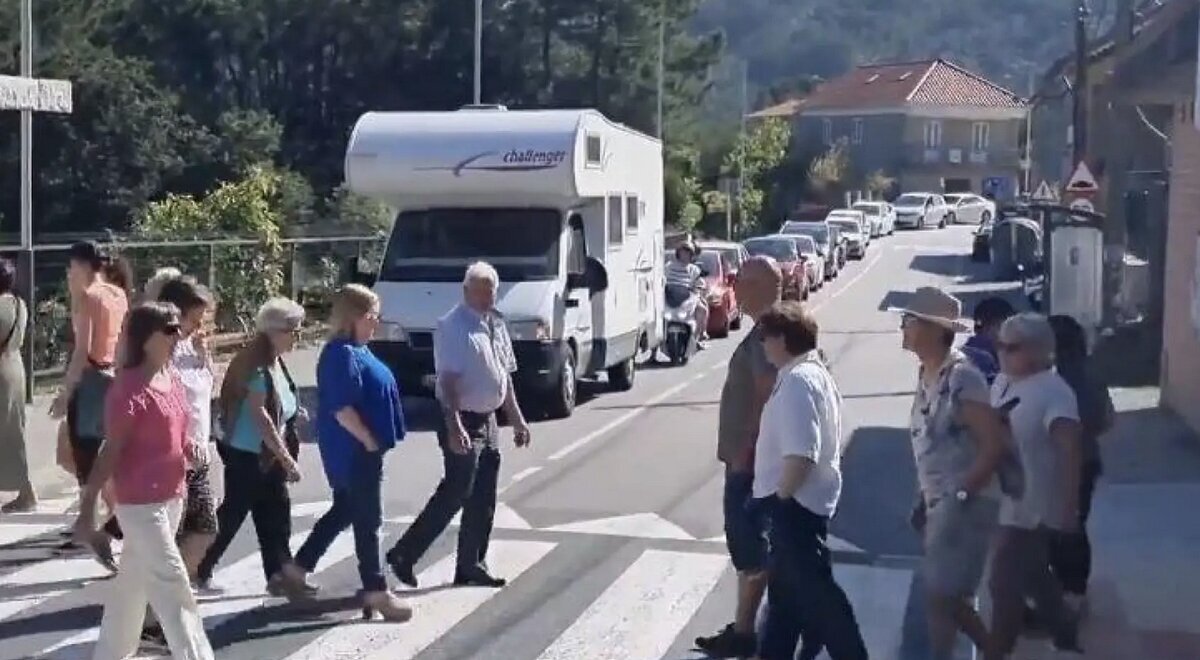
[661,284,699,365]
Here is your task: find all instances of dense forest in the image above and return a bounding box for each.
[0,0,1112,241]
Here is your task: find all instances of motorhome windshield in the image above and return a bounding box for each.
[380,208,561,282]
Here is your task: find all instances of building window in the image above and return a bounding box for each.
[924,120,942,148]
[972,122,990,151]
[625,195,639,232]
[607,194,624,246]
[852,118,864,145]
[822,118,833,145]
[586,134,603,166]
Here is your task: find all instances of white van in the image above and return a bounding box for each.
[344,107,665,419]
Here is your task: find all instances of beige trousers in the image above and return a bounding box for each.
[93,498,214,660]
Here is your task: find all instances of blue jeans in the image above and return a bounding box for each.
[295,449,386,591]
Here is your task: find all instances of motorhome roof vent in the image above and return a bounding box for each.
[459,104,508,111]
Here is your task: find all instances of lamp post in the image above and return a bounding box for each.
[473,0,483,104]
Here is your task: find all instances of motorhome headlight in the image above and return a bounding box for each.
[377,321,408,342]
[508,319,550,341]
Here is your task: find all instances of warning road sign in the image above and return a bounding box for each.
[1069,197,1095,215]
[1065,161,1099,194]
[1032,180,1057,201]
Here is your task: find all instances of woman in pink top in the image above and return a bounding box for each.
[73,302,215,660]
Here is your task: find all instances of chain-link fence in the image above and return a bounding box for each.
[0,233,385,383]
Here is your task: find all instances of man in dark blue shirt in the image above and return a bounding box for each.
[962,297,1015,384]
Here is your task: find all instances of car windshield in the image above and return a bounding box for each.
[380,208,561,282]
[792,235,817,255]
[829,219,860,233]
[895,194,928,206]
[852,204,880,216]
[744,239,797,260]
[696,251,722,276]
[780,222,829,243]
[945,194,966,204]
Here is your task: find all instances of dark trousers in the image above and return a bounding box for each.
[988,526,1076,654]
[390,411,500,574]
[295,450,386,591]
[1049,460,1101,595]
[759,498,868,660]
[198,444,292,582]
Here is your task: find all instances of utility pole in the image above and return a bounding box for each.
[1024,71,1034,193]
[19,0,34,400]
[656,1,665,139]
[473,0,483,104]
[737,61,749,229]
[1071,0,1089,166]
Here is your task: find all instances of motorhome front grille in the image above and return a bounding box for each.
[409,332,434,350]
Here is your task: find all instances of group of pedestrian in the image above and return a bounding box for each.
[696,260,1111,660]
[899,287,1111,660]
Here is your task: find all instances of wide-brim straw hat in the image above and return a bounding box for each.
[887,286,970,332]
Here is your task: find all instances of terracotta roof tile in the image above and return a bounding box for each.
[750,59,1026,116]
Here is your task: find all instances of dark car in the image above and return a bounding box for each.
[778,221,840,280]
[742,236,809,301]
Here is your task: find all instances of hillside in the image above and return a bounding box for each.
[693,0,1108,106]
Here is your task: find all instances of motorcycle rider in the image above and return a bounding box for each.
[664,242,709,349]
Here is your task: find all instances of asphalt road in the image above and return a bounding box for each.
[0,225,1015,660]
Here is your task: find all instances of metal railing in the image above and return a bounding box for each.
[0,232,386,387]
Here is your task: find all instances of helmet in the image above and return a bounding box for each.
[675,241,698,258]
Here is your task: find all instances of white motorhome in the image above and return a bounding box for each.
[344,107,665,418]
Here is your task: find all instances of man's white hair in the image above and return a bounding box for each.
[1000,312,1056,364]
[463,261,500,287]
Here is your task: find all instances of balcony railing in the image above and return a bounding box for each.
[903,145,1023,168]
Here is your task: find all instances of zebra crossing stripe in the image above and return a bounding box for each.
[0,555,111,621]
[279,539,557,660]
[0,522,62,547]
[534,549,727,660]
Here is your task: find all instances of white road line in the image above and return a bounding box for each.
[545,377,700,463]
[542,513,694,541]
[535,549,727,660]
[0,522,62,547]
[0,555,111,621]
[280,539,557,660]
[39,527,359,659]
[810,247,886,315]
[291,500,335,518]
[496,466,543,495]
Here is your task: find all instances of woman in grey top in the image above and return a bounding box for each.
[0,259,33,512]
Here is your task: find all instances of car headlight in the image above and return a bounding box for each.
[508,319,550,341]
[377,321,408,342]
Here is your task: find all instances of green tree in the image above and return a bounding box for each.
[807,141,851,203]
[723,117,790,234]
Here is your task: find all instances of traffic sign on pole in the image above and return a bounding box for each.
[1032,180,1057,201]
[1064,161,1099,195]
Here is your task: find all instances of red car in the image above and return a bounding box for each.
[696,248,743,338]
[741,236,809,301]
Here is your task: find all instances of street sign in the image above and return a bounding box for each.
[1032,180,1057,201]
[1070,197,1095,215]
[1064,161,1099,195]
[0,75,72,113]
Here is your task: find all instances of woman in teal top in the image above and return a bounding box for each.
[196,298,313,599]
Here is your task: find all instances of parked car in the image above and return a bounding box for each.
[742,236,809,300]
[826,210,870,259]
[852,201,895,237]
[828,224,848,269]
[789,234,825,290]
[944,193,996,225]
[698,240,750,279]
[694,249,742,337]
[892,192,952,229]
[779,220,840,280]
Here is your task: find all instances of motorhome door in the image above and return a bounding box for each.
[564,214,594,367]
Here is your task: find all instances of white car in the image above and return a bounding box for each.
[943,193,996,225]
[790,234,825,289]
[825,210,870,259]
[851,201,895,237]
[892,192,952,229]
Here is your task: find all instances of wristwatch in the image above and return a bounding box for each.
[955,489,969,503]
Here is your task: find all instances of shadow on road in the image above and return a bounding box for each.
[832,426,921,558]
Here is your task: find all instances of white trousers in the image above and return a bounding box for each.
[93,498,215,660]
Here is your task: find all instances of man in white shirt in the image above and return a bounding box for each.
[988,313,1083,655]
[750,301,866,660]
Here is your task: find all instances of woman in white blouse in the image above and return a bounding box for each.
[750,301,867,660]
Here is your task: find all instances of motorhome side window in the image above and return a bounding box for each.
[567,216,587,275]
[585,134,602,166]
[625,195,639,233]
[607,194,624,246]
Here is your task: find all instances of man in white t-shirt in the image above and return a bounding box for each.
[750,301,866,660]
[988,313,1083,656]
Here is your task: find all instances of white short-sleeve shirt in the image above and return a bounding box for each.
[171,339,214,461]
[752,352,844,518]
[991,369,1080,530]
[434,304,518,414]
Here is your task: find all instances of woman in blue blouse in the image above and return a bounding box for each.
[274,284,411,621]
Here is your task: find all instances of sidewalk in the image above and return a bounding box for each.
[17,345,325,502]
[1012,386,1200,659]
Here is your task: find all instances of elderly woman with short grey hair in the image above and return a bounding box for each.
[196,297,313,598]
[987,312,1084,655]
